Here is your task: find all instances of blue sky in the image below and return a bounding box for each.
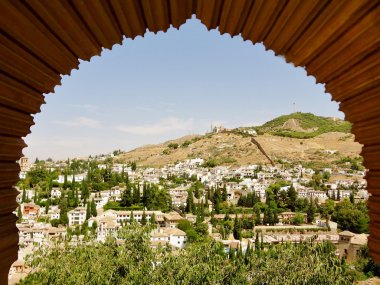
[24,18,343,161]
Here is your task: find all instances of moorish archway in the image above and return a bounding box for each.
[1,0,380,282]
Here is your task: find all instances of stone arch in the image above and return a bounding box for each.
[1,0,380,281]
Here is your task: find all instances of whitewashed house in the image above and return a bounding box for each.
[68,207,87,226]
[150,227,187,249]
[50,188,61,199]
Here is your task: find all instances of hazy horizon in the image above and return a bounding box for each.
[24,18,344,161]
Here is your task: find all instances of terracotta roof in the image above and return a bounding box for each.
[0,1,380,279]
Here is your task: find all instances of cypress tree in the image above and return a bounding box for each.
[254,204,261,225]
[141,211,147,225]
[287,185,297,212]
[130,210,134,223]
[121,185,133,207]
[245,243,251,264]
[307,198,315,224]
[48,178,53,192]
[337,189,341,201]
[194,183,200,199]
[45,199,50,214]
[86,202,91,220]
[22,188,26,203]
[233,214,242,240]
[255,231,260,253]
[81,180,89,201]
[17,206,22,222]
[185,189,194,213]
[59,199,69,225]
[221,186,227,202]
[91,199,97,217]
[349,192,355,204]
[133,184,140,204]
[142,183,147,205]
[237,243,243,259]
[72,175,76,191]
[121,165,125,180]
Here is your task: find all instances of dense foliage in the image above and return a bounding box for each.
[332,200,369,233]
[21,226,355,285]
[253,112,352,139]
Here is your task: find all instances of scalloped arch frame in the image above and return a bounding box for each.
[1,0,380,282]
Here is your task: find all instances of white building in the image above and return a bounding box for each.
[93,196,109,209]
[50,188,61,199]
[96,215,120,242]
[56,174,86,184]
[150,227,187,249]
[68,207,87,226]
[19,171,26,179]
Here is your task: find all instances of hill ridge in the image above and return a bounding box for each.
[117,113,360,168]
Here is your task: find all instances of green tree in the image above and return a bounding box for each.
[141,211,147,226]
[130,161,137,171]
[349,192,355,204]
[332,200,368,233]
[287,185,297,211]
[255,230,260,254]
[45,199,50,214]
[59,198,69,225]
[91,199,97,217]
[22,188,26,203]
[81,180,89,201]
[21,228,355,285]
[17,206,22,222]
[185,189,194,213]
[233,215,242,240]
[86,201,91,220]
[71,175,76,190]
[121,185,133,207]
[307,198,316,224]
[253,204,261,225]
[168,143,179,149]
[194,183,200,199]
[133,184,141,204]
[292,212,305,225]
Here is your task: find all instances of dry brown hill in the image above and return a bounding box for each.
[117,132,362,168]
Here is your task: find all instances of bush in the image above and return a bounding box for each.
[167,143,179,149]
[50,219,60,227]
[202,159,219,168]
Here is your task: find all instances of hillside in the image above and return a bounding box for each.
[252,112,352,139]
[117,131,361,168]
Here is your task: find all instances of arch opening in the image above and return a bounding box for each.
[1,1,380,282]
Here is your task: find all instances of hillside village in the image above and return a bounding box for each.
[11,151,369,282]
[10,113,374,283]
